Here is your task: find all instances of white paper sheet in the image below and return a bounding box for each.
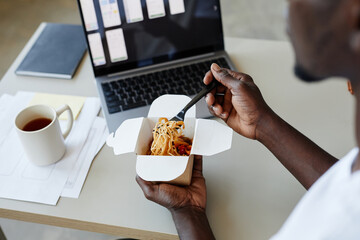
[0,92,101,205]
[61,117,108,198]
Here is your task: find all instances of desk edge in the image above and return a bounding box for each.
[0,208,178,240]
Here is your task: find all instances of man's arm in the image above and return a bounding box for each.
[205,64,338,189]
[170,207,215,240]
[257,109,338,189]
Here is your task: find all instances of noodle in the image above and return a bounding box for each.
[149,118,192,156]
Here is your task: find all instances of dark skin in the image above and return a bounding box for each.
[286,0,360,172]
[136,156,215,240]
[137,0,360,238]
[204,65,338,189]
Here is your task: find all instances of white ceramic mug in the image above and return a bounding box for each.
[15,104,74,166]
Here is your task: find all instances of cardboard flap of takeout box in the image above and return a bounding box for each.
[106,94,233,185]
[148,94,195,118]
[136,155,190,182]
[106,117,144,155]
[191,119,233,156]
[107,95,196,156]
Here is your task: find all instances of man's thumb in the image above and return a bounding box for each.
[210,63,241,90]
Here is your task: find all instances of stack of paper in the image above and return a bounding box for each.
[0,91,108,205]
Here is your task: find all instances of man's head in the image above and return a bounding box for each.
[287,0,360,83]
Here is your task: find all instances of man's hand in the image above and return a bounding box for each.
[136,155,206,211]
[204,63,272,140]
[204,64,337,190]
[137,156,215,239]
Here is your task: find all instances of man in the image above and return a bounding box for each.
[136,0,360,239]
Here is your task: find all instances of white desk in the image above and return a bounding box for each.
[0,31,355,239]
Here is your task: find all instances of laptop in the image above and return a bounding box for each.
[76,0,237,132]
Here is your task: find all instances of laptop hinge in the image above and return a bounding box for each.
[107,52,216,78]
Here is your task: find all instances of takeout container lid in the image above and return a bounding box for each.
[107,95,233,185]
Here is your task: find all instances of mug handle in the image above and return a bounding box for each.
[56,104,74,139]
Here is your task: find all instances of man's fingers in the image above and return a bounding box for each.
[203,71,213,85]
[204,70,229,94]
[205,93,229,119]
[211,63,253,93]
[207,104,216,116]
[210,63,240,91]
[222,89,233,116]
[212,103,228,119]
[136,175,157,201]
[215,94,225,106]
[205,93,216,106]
[227,69,254,83]
[193,155,203,175]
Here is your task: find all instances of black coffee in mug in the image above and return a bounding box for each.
[22,118,52,132]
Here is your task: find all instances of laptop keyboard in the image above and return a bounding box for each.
[101,57,230,114]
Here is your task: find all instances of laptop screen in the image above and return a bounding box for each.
[77,0,224,77]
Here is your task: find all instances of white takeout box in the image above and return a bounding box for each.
[106,95,233,185]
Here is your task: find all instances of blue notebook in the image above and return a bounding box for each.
[16,23,86,79]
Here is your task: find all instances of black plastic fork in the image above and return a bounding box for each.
[170,80,218,122]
